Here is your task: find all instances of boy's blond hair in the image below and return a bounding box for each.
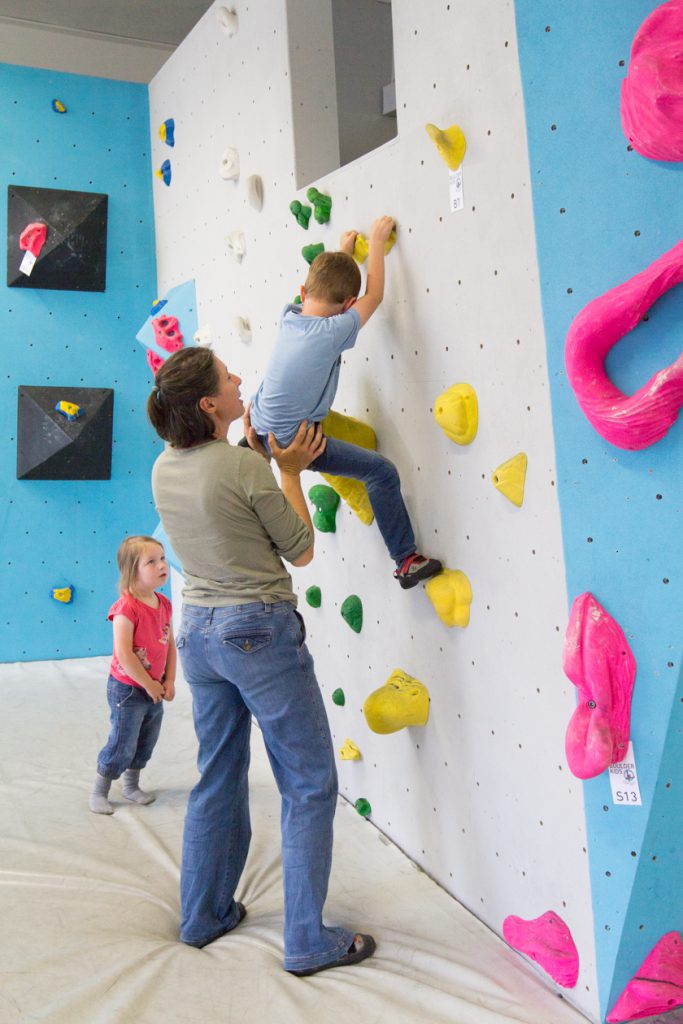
[304,251,361,304]
[117,536,163,597]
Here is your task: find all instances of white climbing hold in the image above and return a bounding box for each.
[194,326,212,348]
[235,316,252,343]
[226,231,246,262]
[216,6,238,36]
[247,174,263,211]
[220,147,240,181]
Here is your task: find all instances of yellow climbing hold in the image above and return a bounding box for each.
[352,230,397,265]
[363,669,430,735]
[425,569,472,628]
[492,452,528,507]
[425,123,467,171]
[339,739,362,761]
[321,410,377,525]
[433,383,478,445]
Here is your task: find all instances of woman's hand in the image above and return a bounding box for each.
[242,401,270,461]
[270,421,326,476]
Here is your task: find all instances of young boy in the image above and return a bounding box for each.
[247,215,442,589]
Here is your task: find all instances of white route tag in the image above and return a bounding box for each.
[449,168,464,213]
[19,250,37,276]
[609,741,642,806]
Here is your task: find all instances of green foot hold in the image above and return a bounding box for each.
[341,595,363,633]
[306,187,332,225]
[308,484,340,532]
[332,687,345,706]
[289,200,311,229]
[293,294,302,304]
[354,797,371,818]
[306,585,322,608]
[302,242,325,265]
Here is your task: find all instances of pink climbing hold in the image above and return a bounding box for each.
[502,911,579,988]
[621,0,683,162]
[607,931,683,1022]
[563,593,636,780]
[152,315,184,354]
[19,222,47,258]
[146,349,164,374]
[565,239,683,450]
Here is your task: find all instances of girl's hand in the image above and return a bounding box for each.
[269,421,326,476]
[162,679,176,702]
[339,230,358,255]
[146,678,165,704]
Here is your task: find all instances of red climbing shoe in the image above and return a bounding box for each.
[394,553,443,590]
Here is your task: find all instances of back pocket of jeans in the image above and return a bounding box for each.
[220,631,272,653]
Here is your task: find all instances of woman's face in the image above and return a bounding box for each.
[207,356,244,430]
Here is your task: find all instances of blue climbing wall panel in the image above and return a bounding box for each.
[0,63,161,661]
[514,2,683,1019]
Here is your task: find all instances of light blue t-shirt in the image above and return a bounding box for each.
[250,303,361,446]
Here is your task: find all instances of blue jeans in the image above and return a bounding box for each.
[97,676,164,779]
[263,434,416,564]
[176,600,354,970]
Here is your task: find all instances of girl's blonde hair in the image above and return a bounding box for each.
[117,536,164,597]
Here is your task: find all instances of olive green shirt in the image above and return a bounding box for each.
[151,440,311,607]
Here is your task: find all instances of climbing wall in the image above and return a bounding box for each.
[515,2,683,1021]
[0,62,159,662]
[148,2,598,1019]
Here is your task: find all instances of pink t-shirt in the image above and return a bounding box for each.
[108,592,172,689]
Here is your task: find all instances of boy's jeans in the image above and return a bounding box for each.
[176,600,354,971]
[97,676,164,779]
[312,437,417,564]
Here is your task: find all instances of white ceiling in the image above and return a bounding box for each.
[0,0,214,47]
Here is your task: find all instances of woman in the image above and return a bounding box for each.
[147,346,375,976]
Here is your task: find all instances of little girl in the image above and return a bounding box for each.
[89,535,176,815]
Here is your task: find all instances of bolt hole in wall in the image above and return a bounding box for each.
[287,0,397,188]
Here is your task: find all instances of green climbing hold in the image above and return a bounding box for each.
[293,294,302,304]
[302,242,325,265]
[340,595,363,634]
[289,200,312,229]
[308,484,340,532]
[307,187,332,225]
[306,585,322,608]
[354,797,371,818]
[332,688,345,706]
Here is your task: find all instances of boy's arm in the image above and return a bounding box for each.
[353,216,395,327]
[112,615,165,703]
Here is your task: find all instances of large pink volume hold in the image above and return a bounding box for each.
[502,911,579,988]
[621,0,683,161]
[607,932,683,1022]
[565,240,683,450]
[563,593,636,780]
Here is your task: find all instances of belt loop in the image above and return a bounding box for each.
[207,608,214,624]
[263,601,272,614]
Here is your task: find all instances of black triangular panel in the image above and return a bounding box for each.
[17,386,114,480]
[7,186,108,291]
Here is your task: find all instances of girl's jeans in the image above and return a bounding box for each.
[97,676,164,779]
[176,600,354,971]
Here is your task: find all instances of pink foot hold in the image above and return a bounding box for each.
[152,315,184,354]
[146,349,164,374]
[503,911,579,988]
[607,932,683,1022]
[563,593,636,780]
[621,1,683,162]
[564,239,683,450]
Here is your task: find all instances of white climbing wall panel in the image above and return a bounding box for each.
[149,2,599,1018]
